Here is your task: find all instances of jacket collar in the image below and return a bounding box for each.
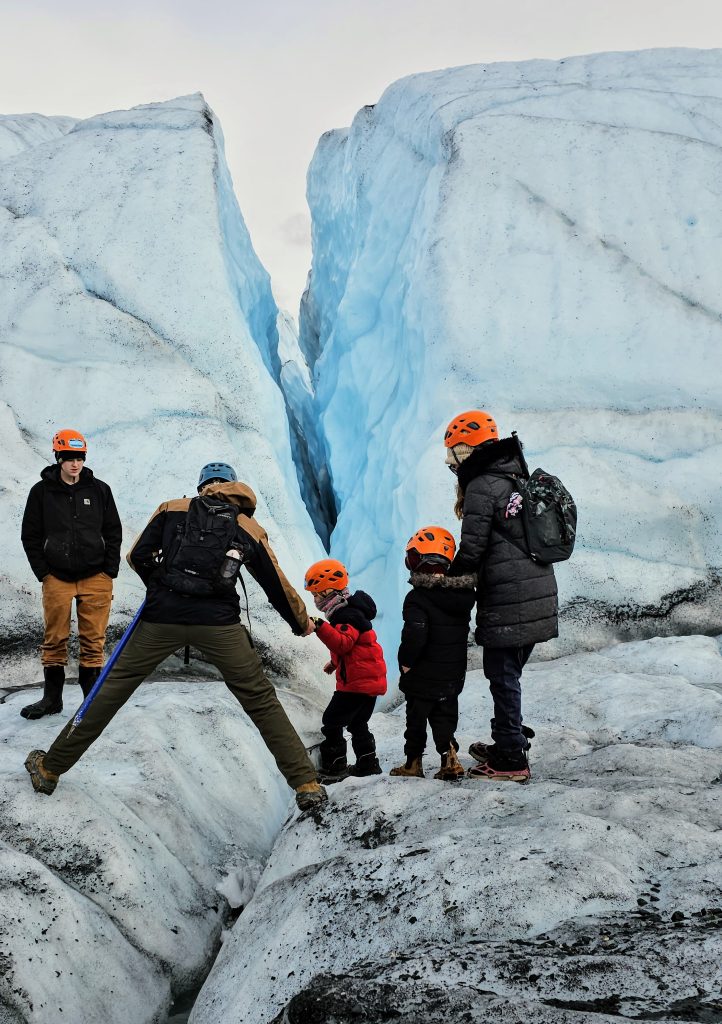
[456,435,529,491]
[409,572,477,589]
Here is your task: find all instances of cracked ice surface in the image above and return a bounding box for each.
[0,95,326,690]
[300,49,722,662]
[189,635,722,1024]
[0,679,321,1024]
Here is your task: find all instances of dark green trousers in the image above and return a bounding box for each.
[44,622,316,789]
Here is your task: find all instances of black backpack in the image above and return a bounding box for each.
[160,496,243,596]
[499,469,577,565]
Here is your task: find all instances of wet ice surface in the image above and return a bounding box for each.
[0,679,322,1024]
[191,635,722,1024]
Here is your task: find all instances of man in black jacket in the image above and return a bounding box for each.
[445,411,558,782]
[20,429,122,719]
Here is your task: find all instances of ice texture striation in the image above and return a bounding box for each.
[300,48,722,662]
[0,94,327,689]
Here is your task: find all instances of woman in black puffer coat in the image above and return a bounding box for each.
[445,411,558,781]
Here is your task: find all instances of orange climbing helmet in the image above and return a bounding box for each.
[52,429,87,455]
[405,526,456,570]
[304,558,349,593]
[444,410,498,448]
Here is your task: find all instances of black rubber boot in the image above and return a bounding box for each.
[78,665,101,699]
[318,756,349,784]
[348,753,383,777]
[20,666,65,720]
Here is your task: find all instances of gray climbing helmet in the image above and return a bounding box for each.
[197,462,237,490]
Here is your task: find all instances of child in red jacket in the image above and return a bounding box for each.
[305,558,387,783]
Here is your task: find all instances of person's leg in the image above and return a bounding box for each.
[42,622,183,776]
[346,695,382,776]
[22,576,75,718]
[390,696,427,776]
[196,624,316,789]
[482,646,527,753]
[319,692,350,767]
[428,696,459,755]
[403,696,431,759]
[41,575,74,667]
[346,695,377,759]
[75,573,113,669]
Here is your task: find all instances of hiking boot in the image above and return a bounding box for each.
[295,781,328,811]
[20,666,65,720]
[318,756,349,785]
[389,757,424,778]
[469,725,535,765]
[434,746,464,781]
[468,748,530,783]
[348,753,383,777]
[78,665,101,699]
[25,749,59,795]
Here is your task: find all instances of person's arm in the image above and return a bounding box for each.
[20,485,50,581]
[315,620,359,657]
[398,594,429,670]
[239,516,311,635]
[101,484,123,578]
[126,504,168,585]
[449,478,494,576]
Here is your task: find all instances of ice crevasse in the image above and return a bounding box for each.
[300,47,722,660]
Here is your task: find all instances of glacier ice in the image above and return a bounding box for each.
[0,94,326,691]
[300,48,722,662]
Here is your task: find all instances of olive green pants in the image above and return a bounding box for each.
[44,621,316,789]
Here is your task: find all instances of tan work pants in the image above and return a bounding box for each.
[44,621,316,790]
[41,573,113,668]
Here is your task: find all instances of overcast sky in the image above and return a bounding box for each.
[2,0,721,311]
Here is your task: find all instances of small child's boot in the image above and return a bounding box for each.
[319,756,349,784]
[434,746,464,781]
[389,756,424,778]
[348,752,382,777]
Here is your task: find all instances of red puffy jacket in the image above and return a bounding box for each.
[315,591,387,697]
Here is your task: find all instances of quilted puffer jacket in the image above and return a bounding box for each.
[315,591,387,696]
[449,435,558,649]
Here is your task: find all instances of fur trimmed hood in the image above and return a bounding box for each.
[409,572,477,590]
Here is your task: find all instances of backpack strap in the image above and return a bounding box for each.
[238,571,254,645]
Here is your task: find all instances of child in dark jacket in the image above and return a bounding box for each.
[390,526,476,781]
[305,558,387,783]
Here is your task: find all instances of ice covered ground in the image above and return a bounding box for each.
[0,676,322,1024]
[0,95,325,691]
[191,634,722,1024]
[299,48,722,661]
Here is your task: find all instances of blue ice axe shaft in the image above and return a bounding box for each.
[69,600,146,733]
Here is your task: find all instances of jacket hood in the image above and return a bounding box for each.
[409,572,477,590]
[348,590,377,621]
[456,435,529,491]
[41,464,95,486]
[202,480,257,512]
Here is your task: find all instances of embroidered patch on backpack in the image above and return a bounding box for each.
[505,492,522,518]
[83,498,91,506]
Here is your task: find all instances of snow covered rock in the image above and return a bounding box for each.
[0,678,320,1024]
[0,95,325,691]
[189,634,722,1024]
[300,49,722,660]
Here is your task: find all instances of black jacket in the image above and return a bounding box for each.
[449,435,558,649]
[21,465,122,582]
[398,573,476,700]
[127,481,311,632]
